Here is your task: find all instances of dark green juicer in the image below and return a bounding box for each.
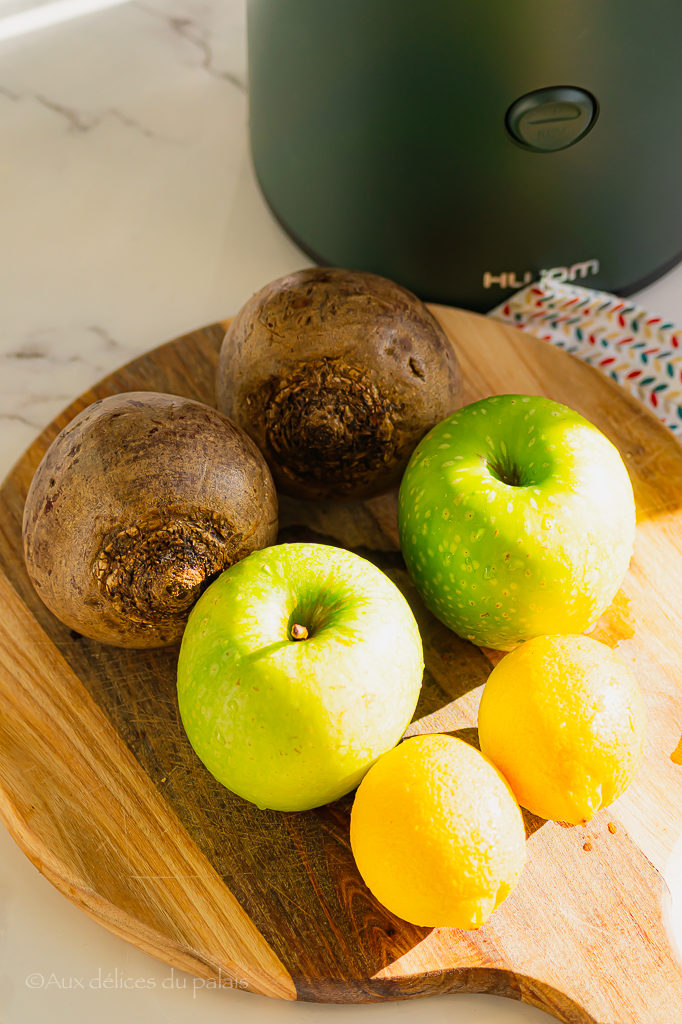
[248,0,682,312]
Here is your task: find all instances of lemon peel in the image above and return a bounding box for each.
[350,734,526,929]
[478,634,646,825]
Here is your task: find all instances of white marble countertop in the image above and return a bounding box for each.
[2,3,682,1022]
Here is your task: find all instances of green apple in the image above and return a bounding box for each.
[397,395,636,651]
[177,542,423,811]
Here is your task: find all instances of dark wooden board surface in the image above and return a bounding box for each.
[2,306,682,1022]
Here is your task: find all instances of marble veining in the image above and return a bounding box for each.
[135,0,247,91]
[1,79,162,136]
[0,0,309,481]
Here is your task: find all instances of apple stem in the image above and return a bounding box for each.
[291,623,309,641]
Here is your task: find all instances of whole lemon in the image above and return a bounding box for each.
[349,734,526,929]
[478,634,647,825]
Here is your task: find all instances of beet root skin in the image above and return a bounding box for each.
[217,268,462,501]
[22,392,278,648]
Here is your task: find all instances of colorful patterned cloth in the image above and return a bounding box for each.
[488,279,682,436]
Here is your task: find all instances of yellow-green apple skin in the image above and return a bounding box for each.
[397,395,636,650]
[177,542,423,811]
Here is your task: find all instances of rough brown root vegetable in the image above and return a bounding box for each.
[216,268,462,501]
[22,392,278,648]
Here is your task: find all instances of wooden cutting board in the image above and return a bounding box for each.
[1,305,682,1023]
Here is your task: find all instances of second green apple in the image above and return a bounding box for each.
[177,543,423,811]
[398,395,635,650]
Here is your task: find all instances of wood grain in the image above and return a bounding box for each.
[1,307,682,1022]
[0,569,294,999]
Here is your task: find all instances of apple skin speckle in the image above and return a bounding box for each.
[178,543,424,810]
[397,395,635,651]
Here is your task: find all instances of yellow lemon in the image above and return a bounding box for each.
[478,634,647,825]
[349,734,526,929]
